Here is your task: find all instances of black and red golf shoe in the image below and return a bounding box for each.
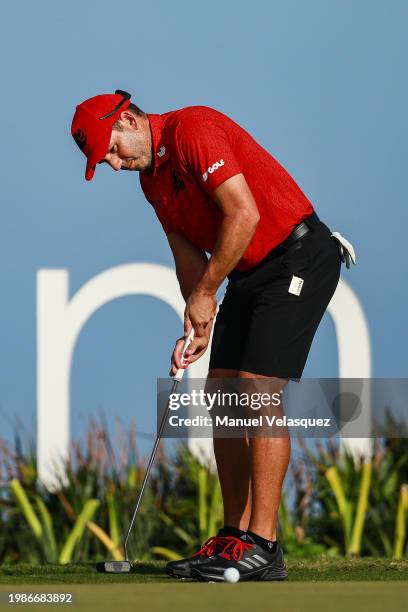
[190,533,288,582]
[166,528,244,579]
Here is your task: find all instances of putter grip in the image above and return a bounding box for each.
[174,329,195,380]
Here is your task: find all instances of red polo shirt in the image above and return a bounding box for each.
[140,106,314,272]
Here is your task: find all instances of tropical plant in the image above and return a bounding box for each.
[151,446,223,561]
[1,417,408,564]
[292,435,408,557]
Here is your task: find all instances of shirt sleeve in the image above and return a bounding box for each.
[176,117,242,195]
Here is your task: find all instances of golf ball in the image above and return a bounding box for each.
[223,567,240,583]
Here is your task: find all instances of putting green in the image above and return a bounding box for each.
[1,560,407,612]
[0,583,407,612]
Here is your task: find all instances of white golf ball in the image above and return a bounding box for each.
[223,567,240,583]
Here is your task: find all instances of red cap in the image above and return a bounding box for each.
[71,90,131,181]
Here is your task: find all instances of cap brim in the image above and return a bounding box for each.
[84,131,111,181]
[85,163,96,181]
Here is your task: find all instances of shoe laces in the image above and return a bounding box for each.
[219,536,254,562]
[193,535,229,558]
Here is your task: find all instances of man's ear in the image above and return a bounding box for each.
[119,110,138,128]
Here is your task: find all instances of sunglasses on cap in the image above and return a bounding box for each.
[99,90,132,120]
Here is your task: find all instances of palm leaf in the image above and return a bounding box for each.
[59,500,100,564]
[349,462,372,555]
[10,479,42,539]
[35,496,58,562]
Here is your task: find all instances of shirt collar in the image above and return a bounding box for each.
[146,113,171,176]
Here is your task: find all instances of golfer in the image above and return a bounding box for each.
[71,90,354,582]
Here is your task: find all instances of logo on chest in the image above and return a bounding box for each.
[171,169,185,197]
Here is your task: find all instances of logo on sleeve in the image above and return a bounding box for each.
[202,159,224,182]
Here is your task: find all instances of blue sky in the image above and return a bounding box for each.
[0,0,407,448]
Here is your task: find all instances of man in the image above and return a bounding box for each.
[71,90,354,582]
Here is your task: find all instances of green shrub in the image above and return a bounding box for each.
[1,419,407,563]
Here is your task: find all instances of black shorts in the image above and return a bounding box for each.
[209,214,341,379]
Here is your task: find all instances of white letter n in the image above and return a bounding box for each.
[36,263,186,489]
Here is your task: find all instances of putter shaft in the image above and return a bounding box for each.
[123,378,180,561]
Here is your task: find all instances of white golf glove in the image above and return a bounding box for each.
[331,232,356,269]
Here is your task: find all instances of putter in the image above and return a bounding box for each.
[96,329,195,573]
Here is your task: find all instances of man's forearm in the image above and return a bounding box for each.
[176,251,208,301]
[196,212,259,294]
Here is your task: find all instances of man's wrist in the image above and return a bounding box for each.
[193,281,217,296]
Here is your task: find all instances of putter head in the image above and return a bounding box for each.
[96,561,132,574]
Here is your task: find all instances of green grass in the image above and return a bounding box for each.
[1,558,408,584]
[1,561,408,612]
[0,582,407,612]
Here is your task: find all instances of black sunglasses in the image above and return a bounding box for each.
[99,90,131,120]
